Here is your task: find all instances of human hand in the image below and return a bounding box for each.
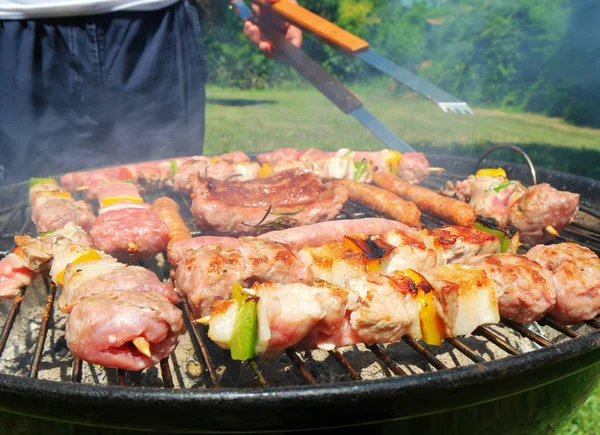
[241,0,303,56]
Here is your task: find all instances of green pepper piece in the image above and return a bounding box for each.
[353,159,368,181]
[474,222,510,253]
[230,284,258,361]
[38,229,58,237]
[485,180,517,193]
[170,160,178,176]
[29,177,57,188]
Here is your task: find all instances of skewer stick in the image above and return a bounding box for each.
[75,185,89,191]
[133,337,152,357]
[194,316,211,325]
[428,167,446,174]
[544,225,560,237]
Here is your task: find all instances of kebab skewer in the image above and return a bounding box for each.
[0,223,185,371]
[439,169,580,245]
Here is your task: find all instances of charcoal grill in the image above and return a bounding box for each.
[0,151,599,434]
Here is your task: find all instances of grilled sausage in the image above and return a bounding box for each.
[332,179,421,228]
[373,170,476,227]
[152,197,192,248]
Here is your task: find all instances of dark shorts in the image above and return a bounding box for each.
[0,0,207,184]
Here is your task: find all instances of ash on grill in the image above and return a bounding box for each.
[0,171,599,390]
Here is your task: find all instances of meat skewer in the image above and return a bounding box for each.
[29,178,95,234]
[174,223,507,318]
[204,264,499,359]
[60,151,252,198]
[0,223,184,370]
[373,170,477,227]
[90,181,169,263]
[255,148,431,184]
[440,171,580,245]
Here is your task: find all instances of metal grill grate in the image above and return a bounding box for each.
[0,169,599,391]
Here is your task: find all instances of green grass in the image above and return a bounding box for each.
[204,86,600,179]
[560,384,600,435]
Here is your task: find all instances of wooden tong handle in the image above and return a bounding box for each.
[252,0,369,54]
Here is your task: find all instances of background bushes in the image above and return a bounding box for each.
[198,0,600,127]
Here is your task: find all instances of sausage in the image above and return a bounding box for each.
[332,180,422,228]
[258,218,410,250]
[373,170,476,227]
[152,197,192,248]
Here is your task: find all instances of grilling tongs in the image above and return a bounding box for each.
[231,1,473,152]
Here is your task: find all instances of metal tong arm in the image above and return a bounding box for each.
[231,0,363,114]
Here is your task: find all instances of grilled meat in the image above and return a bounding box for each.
[255,148,430,184]
[257,218,410,251]
[90,181,169,263]
[66,290,185,371]
[267,155,375,183]
[207,264,499,356]
[0,249,37,298]
[526,243,600,324]
[466,253,556,323]
[186,169,348,236]
[29,180,95,233]
[373,170,477,227]
[508,183,580,245]
[442,175,580,245]
[173,158,261,192]
[174,237,313,317]
[333,179,422,228]
[60,260,181,313]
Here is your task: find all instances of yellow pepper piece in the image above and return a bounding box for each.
[259,162,273,178]
[56,249,102,285]
[399,268,446,346]
[100,197,144,207]
[211,155,219,163]
[385,151,403,174]
[41,191,72,199]
[476,168,507,178]
[416,290,446,346]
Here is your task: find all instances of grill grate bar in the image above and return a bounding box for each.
[538,318,581,339]
[563,227,600,244]
[579,204,600,221]
[0,288,25,358]
[402,337,448,371]
[585,318,600,329]
[71,358,83,383]
[552,236,599,255]
[365,344,407,376]
[29,280,56,378]
[329,349,362,380]
[473,326,520,355]
[248,359,269,387]
[117,369,126,386]
[446,338,485,363]
[286,350,317,385]
[160,357,174,388]
[501,319,553,347]
[180,298,220,388]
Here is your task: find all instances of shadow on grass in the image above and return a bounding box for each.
[207,98,277,107]
[417,142,600,180]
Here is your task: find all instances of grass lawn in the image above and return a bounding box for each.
[204,85,600,434]
[204,85,600,179]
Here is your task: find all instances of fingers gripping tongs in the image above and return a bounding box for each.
[230,0,416,152]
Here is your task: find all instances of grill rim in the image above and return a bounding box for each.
[0,330,598,431]
[0,151,599,431]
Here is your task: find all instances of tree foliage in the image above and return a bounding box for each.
[198,0,600,127]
